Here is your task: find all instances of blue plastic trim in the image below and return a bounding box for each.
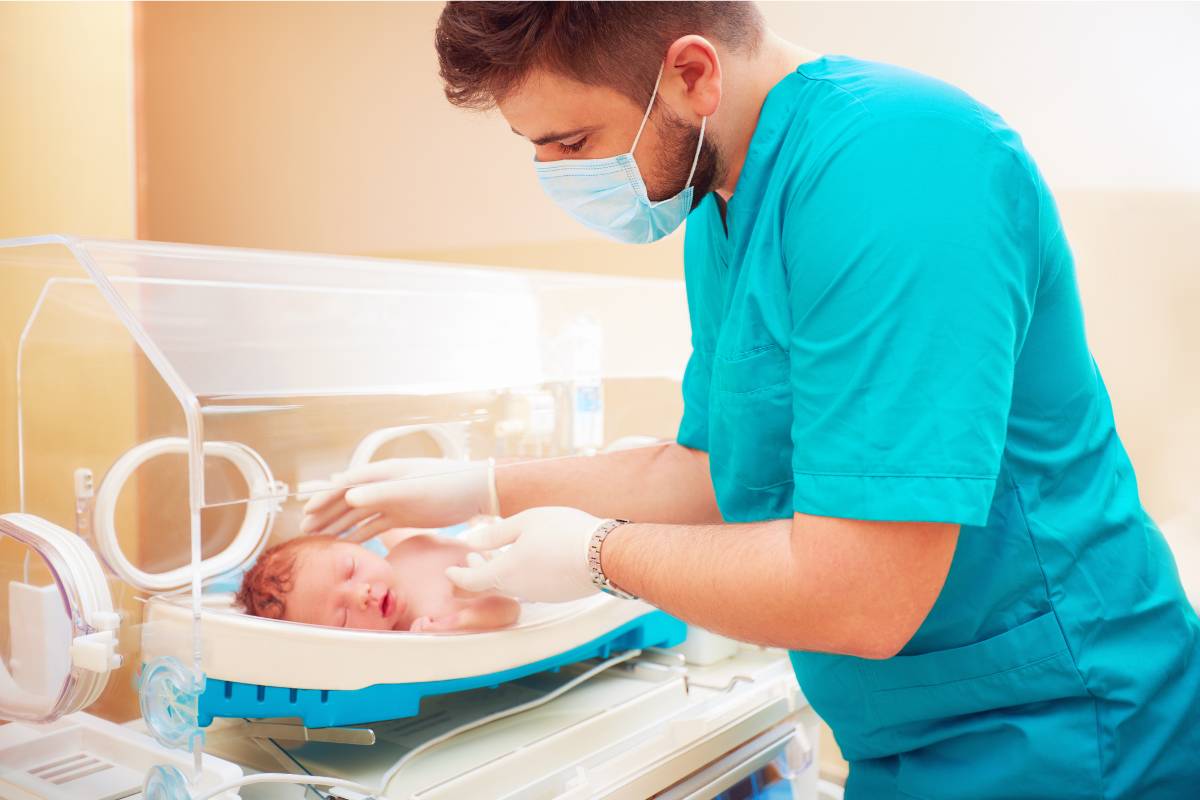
[194,610,687,728]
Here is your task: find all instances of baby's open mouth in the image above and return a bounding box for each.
[380,589,394,618]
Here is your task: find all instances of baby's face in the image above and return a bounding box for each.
[282,541,407,630]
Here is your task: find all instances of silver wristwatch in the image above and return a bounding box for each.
[587,519,638,600]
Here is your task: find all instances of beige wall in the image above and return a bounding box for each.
[0,1,136,239]
[0,1,141,721]
[137,1,611,255]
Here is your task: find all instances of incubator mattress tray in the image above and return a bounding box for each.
[142,594,686,728]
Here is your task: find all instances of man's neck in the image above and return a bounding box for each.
[713,33,822,201]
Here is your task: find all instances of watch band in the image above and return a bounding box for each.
[587,519,638,600]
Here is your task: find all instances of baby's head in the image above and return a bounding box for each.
[236,535,407,630]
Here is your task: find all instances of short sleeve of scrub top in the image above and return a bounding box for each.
[784,115,1036,526]
[676,60,1041,527]
[677,215,727,454]
[677,348,713,453]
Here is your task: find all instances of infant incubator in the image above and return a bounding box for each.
[0,235,817,800]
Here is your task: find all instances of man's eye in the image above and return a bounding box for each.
[557,137,587,154]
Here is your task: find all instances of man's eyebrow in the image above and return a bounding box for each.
[511,126,595,146]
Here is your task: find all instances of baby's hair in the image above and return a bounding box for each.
[236,534,338,619]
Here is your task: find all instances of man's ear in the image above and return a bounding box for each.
[663,35,722,119]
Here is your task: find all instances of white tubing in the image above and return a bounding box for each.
[191,651,643,799]
[379,649,642,795]
[190,773,378,800]
[93,438,278,593]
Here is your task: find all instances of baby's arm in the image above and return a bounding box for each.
[409,595,520,633]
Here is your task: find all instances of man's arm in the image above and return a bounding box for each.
[602,513,959,658]
[301,440,720,537]
[496,441,722,525]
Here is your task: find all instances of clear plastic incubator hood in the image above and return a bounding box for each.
[0,234,696,798]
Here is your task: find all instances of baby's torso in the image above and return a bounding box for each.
[386,536,473,623]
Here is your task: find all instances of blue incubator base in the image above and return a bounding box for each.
[196,610,687,728]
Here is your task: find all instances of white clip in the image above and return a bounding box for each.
[265,480,289,513]
[71,630,120,674]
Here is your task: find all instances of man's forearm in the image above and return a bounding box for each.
[600,517,814,650]
[494,442,721,524]
[600,514,959,658]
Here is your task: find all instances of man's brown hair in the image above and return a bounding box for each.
[435,1,765,110]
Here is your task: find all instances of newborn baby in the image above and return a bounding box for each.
[236,532,519,632]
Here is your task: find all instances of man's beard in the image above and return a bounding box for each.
[646,104,722,209]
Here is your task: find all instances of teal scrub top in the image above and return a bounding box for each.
[678,56,1200,799]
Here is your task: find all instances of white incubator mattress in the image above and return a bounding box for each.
[142,592,666,691]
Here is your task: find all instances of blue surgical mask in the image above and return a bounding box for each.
[533,65,708,244]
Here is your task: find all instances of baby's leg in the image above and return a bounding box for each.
[409,595,519,632]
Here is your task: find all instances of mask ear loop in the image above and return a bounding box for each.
[633,63,708,193]
[629,63,666,156]
[645,115,706,210]
[634,62,709,206]
[683,115,707,190]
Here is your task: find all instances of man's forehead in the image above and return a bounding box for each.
[500,69,639,142]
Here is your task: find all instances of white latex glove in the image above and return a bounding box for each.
[300,458,495,542]
[445,507,604,602]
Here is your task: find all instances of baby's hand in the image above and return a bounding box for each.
[409,612,461,633]
[409,596,519,633]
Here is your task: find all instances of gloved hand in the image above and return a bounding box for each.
[445,507,604,602]
[300,458,496,542]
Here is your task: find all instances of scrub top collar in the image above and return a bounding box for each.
[721,57,828,249]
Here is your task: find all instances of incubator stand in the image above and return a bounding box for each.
[0,235,815,800]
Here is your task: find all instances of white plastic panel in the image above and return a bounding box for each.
[0,515,119,723]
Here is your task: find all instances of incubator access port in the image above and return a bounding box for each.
[91,437,283,593]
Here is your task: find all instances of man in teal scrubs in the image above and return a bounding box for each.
[303,3,1200,796]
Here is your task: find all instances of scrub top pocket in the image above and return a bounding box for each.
[845,611,1103,800]
[708,344,794,519]
[857,611,1089,733]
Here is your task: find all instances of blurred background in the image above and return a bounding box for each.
[2,0,1198,783]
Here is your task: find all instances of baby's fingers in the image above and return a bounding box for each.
[409,613,461,633]
[343,514,395,543]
